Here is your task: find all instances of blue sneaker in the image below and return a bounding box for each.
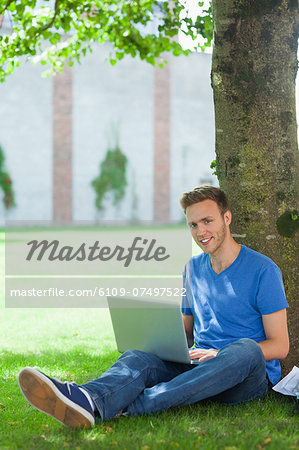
[18,367,95,428]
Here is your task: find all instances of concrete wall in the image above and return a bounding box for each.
[0,43,216,225]
[0,62,52,225]
[170,52,215,221]
[73,46,154,222]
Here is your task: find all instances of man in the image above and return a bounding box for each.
[18,186,289,428]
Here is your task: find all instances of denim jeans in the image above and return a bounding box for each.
[81,338,268,421]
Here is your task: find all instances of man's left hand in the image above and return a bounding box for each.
[189,348,219,362]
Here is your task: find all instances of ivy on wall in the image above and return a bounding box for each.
[0,144,15,209]
[91,145,128,212]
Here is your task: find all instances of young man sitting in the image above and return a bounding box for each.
[18,186,289,428]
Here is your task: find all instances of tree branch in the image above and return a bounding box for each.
[0,0,14,15]
[40,0,60,32]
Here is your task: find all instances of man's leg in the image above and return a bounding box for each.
[19,339,267,425]
[18,350,190,426]
[123,339,267,416]
[81,349,192,421]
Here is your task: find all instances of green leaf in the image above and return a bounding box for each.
[210,160,217,176]
[172,47,182,57]
[0,0,213,81]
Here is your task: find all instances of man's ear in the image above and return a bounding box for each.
[224,210,232,226]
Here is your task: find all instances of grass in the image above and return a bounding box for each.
[0,229,298,449]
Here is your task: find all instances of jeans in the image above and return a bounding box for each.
[81,338,268,421]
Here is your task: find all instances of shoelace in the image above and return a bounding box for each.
[65,381,75,395]
[53,377,76,395]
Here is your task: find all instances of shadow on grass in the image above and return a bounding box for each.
[0,348,121,382]
[0,349,298,450]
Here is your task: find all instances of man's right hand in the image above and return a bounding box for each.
[189,348,219,362]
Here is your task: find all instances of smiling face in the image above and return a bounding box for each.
[186,199,232,257]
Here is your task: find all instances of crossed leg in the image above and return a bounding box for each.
[81,338,268,421]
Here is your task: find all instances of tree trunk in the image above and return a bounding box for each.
[211,0,298,375]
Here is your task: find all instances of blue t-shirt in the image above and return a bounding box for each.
[181,245,288,385]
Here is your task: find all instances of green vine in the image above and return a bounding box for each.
[91,146,128,211]
[0,144,15,209]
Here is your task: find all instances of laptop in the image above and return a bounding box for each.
[107,296,200,365]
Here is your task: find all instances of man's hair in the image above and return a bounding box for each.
[179,185,230,215]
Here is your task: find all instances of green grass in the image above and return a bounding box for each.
[0,229,298,449]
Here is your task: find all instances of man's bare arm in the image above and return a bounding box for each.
[258,309,289,361]
[182,314,219,361]
[182,313,194,347]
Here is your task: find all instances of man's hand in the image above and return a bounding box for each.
[189,348,219,362]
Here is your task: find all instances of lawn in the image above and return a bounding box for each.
[0,229,298,449]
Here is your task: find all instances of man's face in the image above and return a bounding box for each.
[185,199,231,256]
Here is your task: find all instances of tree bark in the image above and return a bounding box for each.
[211,0,298,375]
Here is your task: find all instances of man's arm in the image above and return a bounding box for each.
[258,309,289,361]
[182,313,194,347]
[182,313,219,361]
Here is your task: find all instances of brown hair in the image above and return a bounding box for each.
[179,185,230,215]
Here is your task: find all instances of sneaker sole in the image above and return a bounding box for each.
[18,367,95,428]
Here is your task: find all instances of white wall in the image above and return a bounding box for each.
[170,52,216,222]
[0,44,216,224]
[72,45,154,222]
[0,61,52,225]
